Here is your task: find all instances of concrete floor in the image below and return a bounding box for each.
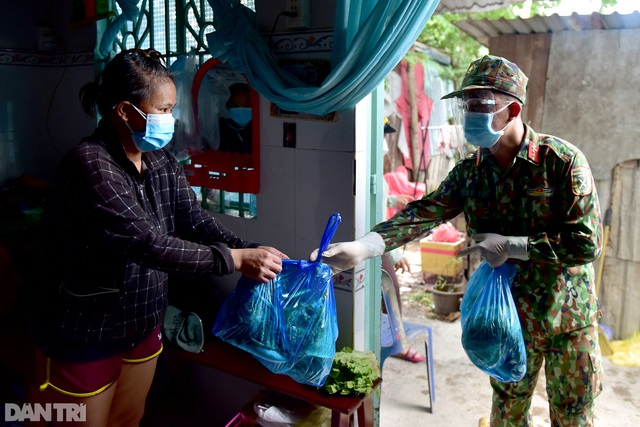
[379,242,640,427]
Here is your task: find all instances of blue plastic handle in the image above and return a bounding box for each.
[316,213,341,263]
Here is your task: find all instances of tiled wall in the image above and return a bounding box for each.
[0,50,96,187]
[212,29,358,261]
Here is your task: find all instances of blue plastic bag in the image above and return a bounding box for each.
[212,214,341,386]
[460,261,526,382]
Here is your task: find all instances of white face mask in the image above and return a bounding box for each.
[126,104,175,152]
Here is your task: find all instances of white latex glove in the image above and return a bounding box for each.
[458,233,528,268]
[309,232,385,275]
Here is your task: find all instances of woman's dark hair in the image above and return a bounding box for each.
[226,82,250,108]
[79,48,174,118]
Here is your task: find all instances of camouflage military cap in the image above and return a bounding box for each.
[441,55,528,104]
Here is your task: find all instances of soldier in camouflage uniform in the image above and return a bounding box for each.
[311,55,603,426]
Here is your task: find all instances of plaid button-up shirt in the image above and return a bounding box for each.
[34,123,258,360]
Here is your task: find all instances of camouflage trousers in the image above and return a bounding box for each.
[490,323,603,426]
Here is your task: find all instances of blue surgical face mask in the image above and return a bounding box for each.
[228,107,252,128]
[126,104,175,152]
[462,103,511,148]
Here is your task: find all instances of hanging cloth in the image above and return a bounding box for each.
[205,0,440,115]
[396,61,433,171]
[98,0,140,57]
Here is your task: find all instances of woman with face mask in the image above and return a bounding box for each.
[26,48,288,426]
[218,82,253,153]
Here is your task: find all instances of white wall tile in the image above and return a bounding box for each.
[245,144,297,255]
[294,148,356,251]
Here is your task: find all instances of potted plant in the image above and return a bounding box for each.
[431,276,465,315]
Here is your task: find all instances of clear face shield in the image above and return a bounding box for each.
[450,90,513,159]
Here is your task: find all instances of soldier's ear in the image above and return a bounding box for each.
[508,102,522,120]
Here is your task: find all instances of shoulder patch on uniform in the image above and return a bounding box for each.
[528,141,540,163]
[571,166,593,196]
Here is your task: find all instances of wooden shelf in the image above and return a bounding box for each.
[166,338,381,426]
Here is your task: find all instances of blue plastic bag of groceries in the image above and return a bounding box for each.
[460,261,526,382]
[212,214,341,386]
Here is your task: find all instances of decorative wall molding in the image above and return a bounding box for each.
[269,30,333,57]
[0,31,332,65]
[0,50,94,67]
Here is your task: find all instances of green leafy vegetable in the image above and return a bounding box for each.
[321,347,380,396]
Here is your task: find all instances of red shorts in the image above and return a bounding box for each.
[36,327,163,397]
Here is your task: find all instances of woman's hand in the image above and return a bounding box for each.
[231,246,289,283]
[257,246,289,260]
[395,194,416,210]
[394,256,411,274]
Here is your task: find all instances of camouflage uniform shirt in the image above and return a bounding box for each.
[372,124,603,336]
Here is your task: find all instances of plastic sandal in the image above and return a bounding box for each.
[393,347,425,363]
